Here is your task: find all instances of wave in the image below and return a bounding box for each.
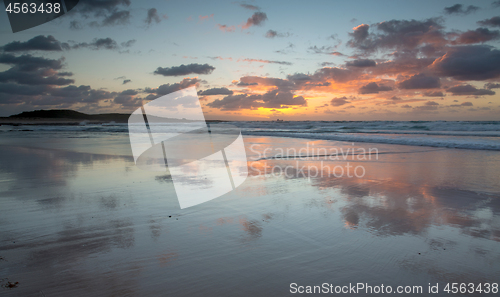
[241,131,500,151]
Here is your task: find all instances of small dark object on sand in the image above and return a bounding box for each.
[5,281,19,288]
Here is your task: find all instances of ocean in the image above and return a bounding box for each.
[1,120,499,151]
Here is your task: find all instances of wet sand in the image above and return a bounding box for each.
[0,133,499,296]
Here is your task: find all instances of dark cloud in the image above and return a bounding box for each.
[423,91,445,97]
[477,16,500,28]
[0,83,115,105]
[123,79,131,84]
[331,97,350,106]
[347,19,446,53]
[453,28,500,44]
[265,30,289,38]
[76,0,131,13]
[0,54,63,71]
[431,45,500,80]
[114,89,141,107]
[358,82,393,94]
[69,0,131,28]
[102,10,131,26]
[485,82,500,89]
[345,59,376,67]
[2,35,63,52]
[446,84,496,96]
[143,78,201,99]
[70,20,83,30]
[398,73,440,89]
[207,89,306,110]
[198,87,233,96]
[308,45,336,54]
[444,4,479,15]
[237,76,294,90]
[240,4,260,10]
[241,12,267,29]
[120,39,136,48]
[236,81,258,86]
[48,85,116,103]
[145,8,162,25]
[0,83,50,96]
[347,24,370,48]
[154,63,215,77]
[0,69,74,86]
[415,101,439,111]
[314,67,359,83]
[71,38,119,50]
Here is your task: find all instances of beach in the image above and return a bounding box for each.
[0,126,499,296]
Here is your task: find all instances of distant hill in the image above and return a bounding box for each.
[2,109,224,124]
[9,109,130,122]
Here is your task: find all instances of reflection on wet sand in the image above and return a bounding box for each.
[0,136,499,296]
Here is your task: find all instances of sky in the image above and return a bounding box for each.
[0,0,500,120]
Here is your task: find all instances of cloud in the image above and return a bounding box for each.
[241,12,267,29]
[452,28,500,44]
[199,14,214,22]
[446,84,496,96]
[348,24,370,48]
[443,4,479,15]
[143,78,201,98]
[154,63,215,76]
[308,45,336,54]
[76,0,131,13]
[477,16,500,28]
[398,73,441,89]
[485,82,500,89]
[430,45,500,80]
[415,101,439,111]
[331,97,350,106]
[2,35,63,52]
[217,24,236,32]
[265,30,289,38]
[358,82,393,94]
[237,76,294,90]
[123,79,131,84]
[71,38,120,50]
[145,8,162,25]
[330,51,345,56]
[120,39,136,48]
[49,85,115,103]
[198,87,233,96]
[239,58,292,65]
[345,59,376,67]
[0,53,64,71]
[423,91,445,97]
[68,0,132,28]
[240,4,260,10]
[207,89,306,110]
[70,20,83,30]
[347,19,446,53]
[113,89,141,107]
[101,10,131,26]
